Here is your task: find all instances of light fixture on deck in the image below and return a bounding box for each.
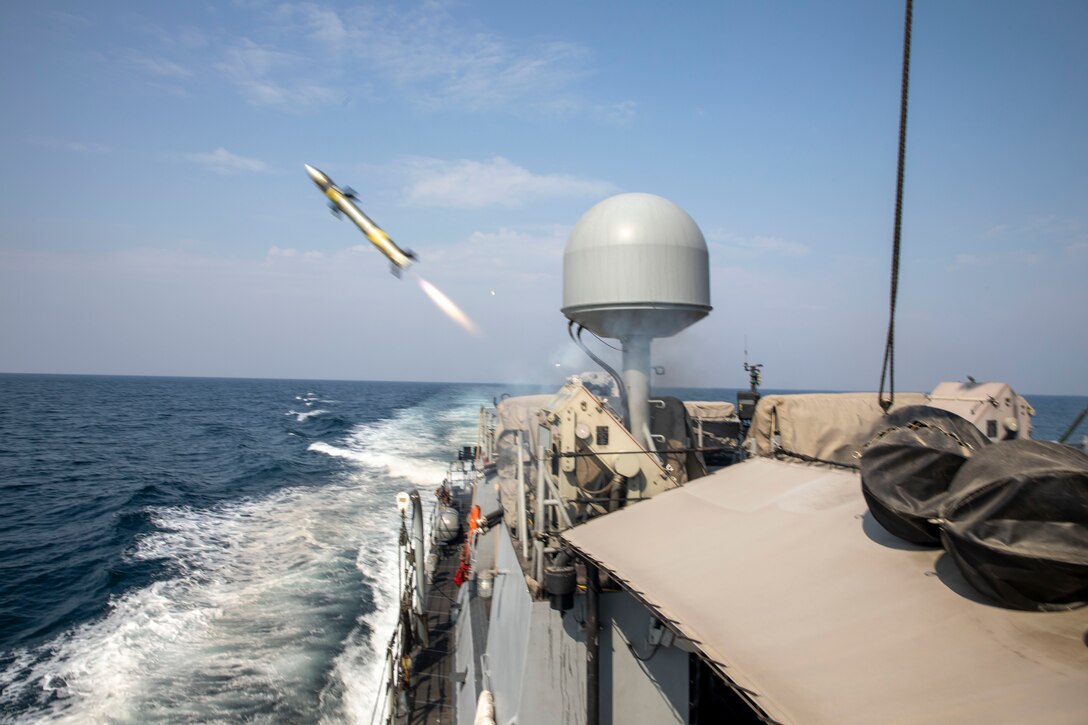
[476,569,494,599]
[476,569,507,600]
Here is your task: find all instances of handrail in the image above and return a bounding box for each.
[541,466,574,530]
[516,429,529,561]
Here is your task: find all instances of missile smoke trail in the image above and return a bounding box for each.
[417,278,480,336]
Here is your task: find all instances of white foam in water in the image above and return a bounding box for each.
[307,441,368,463]
[0,482,401,724]
[288,408,329,422]
[308,400,473,487]
[319,543,401,725]
[0,389,483,724]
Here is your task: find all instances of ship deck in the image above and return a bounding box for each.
[397,544,461,725]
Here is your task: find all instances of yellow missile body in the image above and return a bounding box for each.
[304,164,416,276]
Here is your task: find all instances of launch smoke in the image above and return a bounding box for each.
[417,278,480,336]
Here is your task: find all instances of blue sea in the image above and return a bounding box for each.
[0,374,1085,723]
[0,375,508,724]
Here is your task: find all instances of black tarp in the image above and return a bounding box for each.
[939,439,1088,610]
[860,406,991,545]
[651,396,709,483]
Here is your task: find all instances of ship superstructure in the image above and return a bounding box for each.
[372,190,1088,724]
[370,5,1087,719]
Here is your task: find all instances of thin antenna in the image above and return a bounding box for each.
[737,335,762,425]
[742,335,762,392]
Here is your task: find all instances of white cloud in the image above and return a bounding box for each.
[185,147,268,174]
[951,247,1073,269]
[282,3,348,49]
[30,137,111,154]
[271,2,628,116]
[265,246,326,262]
[422,39,588,112]
[402,157,617,208]
[199,4,633,117]
[709,230,808,258]
[594,101,638,125]
[127,52,192,79]
[339,5,586,111]
[41,10,93,26]
[1021,215,1083,237]
[982,216,1083,241]
[965,216,1086,268]
[425,225,567,281]
[217,38,343,110]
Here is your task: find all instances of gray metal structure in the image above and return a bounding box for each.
[399,384,1087,725]
[562,193,710,450]
[385,188,1087,725]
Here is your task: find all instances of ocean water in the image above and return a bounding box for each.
[0,375,1085,724]
[0,375,505,724]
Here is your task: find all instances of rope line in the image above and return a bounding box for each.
[773,447,861,471]
[879,0,913,413]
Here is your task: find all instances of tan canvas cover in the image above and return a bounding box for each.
[563,458,1088,724]
[494,394,553,442]
[494,395,552,529]
[494,394,552,479]
[749,392,928,465]
[683,400,735,421]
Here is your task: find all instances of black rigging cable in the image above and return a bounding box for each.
[587,328,622,351]
[568,321,630,422]
[1058,404,1088,444]
[879,0,913,413]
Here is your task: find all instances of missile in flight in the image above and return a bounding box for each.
[304,163,417,277]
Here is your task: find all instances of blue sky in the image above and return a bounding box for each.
[0,1,1084,393]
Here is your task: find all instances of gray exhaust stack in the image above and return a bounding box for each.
[562,193,711,447]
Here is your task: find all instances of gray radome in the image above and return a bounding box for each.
[562,193,711,339]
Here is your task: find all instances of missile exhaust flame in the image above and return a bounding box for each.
[417,278,480,336]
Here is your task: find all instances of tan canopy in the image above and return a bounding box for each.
[683,400,736,421]
[493,394,552,477]
[563,457,1088,724]
[749,392,928,465]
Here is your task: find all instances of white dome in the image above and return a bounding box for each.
[562,193,711,339]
